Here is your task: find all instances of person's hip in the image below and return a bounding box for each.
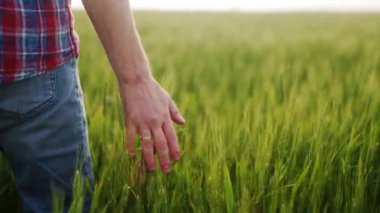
[0,57,93,213]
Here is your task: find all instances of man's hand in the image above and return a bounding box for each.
[121,77,186,174]
[82,0,186,174]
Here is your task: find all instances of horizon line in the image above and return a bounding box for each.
[72,7,380,13]
[71,2,380,13]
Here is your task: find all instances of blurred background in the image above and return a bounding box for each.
[72,0,380,12]
[1,0,379,212]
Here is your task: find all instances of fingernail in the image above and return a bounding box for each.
[128,152,137,159]
[179,114,186,123]
[173,154,180,161]
[162,164,171,173]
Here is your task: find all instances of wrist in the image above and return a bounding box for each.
[117,70,153,88]
[116,62,152,84]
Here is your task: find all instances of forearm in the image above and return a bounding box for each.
[82,0,185,174]
[82,0,152,84]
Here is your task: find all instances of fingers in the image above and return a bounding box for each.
[126,99,184,174]
[163,121,180,161]
[152,127,171,174]
[169,100,186,125]
[125,126,137,157]
[139,127,156,172]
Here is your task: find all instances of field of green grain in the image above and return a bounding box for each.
[1,12,380,212]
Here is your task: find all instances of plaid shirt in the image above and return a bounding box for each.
[0,0,78,84]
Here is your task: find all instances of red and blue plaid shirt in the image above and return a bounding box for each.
[0,0,78,84]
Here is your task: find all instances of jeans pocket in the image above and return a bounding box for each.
[0,71,58,118]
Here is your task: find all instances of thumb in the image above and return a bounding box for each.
[169,100,186,124]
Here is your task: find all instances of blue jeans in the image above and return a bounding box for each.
[0,58,94,212]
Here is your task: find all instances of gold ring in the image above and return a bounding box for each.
[140,135,152,141]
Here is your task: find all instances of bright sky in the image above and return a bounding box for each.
[72,0,380,12]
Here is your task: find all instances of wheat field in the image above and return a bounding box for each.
[1,12,380,212]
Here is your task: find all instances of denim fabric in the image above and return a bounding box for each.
[0,58,94,213]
